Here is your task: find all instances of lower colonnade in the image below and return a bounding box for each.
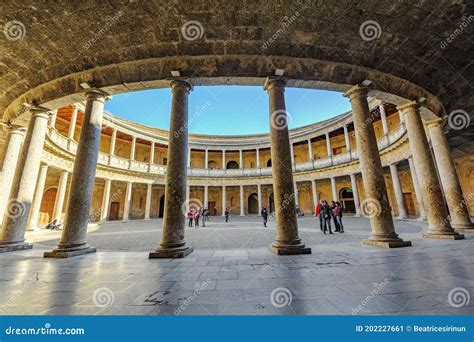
[0,77,472,259]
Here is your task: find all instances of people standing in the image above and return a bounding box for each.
[194,209,200,228]
[199,207,205,227]
[315,200,323,231]
[321,200,333,234]
[335,201,344,233]
[225,208,230,222]
[204,207,209,221]
[261,206,269,227]
[330,200,340,232]
[188,209,194,227]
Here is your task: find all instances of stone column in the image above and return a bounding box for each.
[26,164,48,231]
[344,85,410,248]
[221,186,226,216]
[308,139,313,161]
[240,185,245,216]
[325,132,332,158]
[398,101,463,239]
[110,128,117,155]
[222,150,226,169]
[290,143,295,165]
[204,185,209,208]
[150,79,193,258]
[52,171,68,222]
[331,177,338,202]
[150,142,155,164]
[187,147,191,168]
[427,118,473,231]
[185,186,190,212]
[344,125,351,153]
[294,181,299,206]
[67,105,78,140]
[122,182,132,222]
[350,173,361,217]
[379,103,389,135]
[130,136,136,160]
[311,179,319,208]
[145,183,152,219]
[44,89,109,258]
[389,164,408,219]
[408,157,427,220]
[265,77,310,255]
[204,149,209,169]
[257,183,262,215]
[0,126,25,224]
[49,109,58,128]
[100,179,111,223]
[256,148,260,168]
[0,107,51,252]
[239,149,243,169]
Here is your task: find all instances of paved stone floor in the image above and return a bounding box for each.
[1,216,473,315]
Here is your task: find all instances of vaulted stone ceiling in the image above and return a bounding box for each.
[1,1,472,152]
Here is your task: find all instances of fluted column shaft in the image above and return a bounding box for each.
[45,89,108,258]
[427,119,473,230]
[345,85,410,248]
[150,79,193,258]
[0,108,50,252]
[0,127,25,224]
[389,164,407,219]
[265,77,310,255]
[27,164,49,231]
[399,102,463,240]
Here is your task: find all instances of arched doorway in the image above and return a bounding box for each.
[159,195,165,218]
[269,193,275,213]
[248,193,259,214]
[39,188,57,225]
[339,187,355,213]
[267,159,272,167]
[226,161,239,169]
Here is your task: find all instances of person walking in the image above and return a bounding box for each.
[194,209,200,228]
[188,209,194,227]
[321,200,333,234]
[200,207,206,227]
[335,201,344,233]
[225,208,230,222]
[204,207,209,221]
[261,206,269,227]
[315,200,323,231]
[330,200,340,232]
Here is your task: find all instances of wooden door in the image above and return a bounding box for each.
[403,193,416,216]
[208,201,216,216]
[109,202,120,220]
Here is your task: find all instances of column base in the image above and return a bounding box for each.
[149,245,193,259]
[269,243,312,255]
[423,230,465,240]
[44,246,97,258]
[417,216,428,222]
[362,239,412,248]
[0,242,33,253]
[451,222,474,232]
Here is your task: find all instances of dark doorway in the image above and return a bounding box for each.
[226,161,239,169]
[248,193,259,214]
[339,187,355,213]
[269,193,275,213]
[267,159,272,167]
[109,202,120,220]
[159,195,165,218]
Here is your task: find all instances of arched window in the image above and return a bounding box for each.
[226,161,239,169]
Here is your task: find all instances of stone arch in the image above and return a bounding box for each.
[248,193,259,214]
[39,187,57,225]
[226,160,239,169]
[339,187,355,213]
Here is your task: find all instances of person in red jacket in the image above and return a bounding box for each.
[315,200,323,231]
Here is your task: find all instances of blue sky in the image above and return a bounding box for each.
[104,86,351,135]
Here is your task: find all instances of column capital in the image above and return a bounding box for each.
[84,88,110,101]
[170,79,193,92]
[264,77,287,91]
[28,105,52,118]
[343,84,369,100]
[396,100,420,113]
[8,125,27,135]
[425,117,444,129]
